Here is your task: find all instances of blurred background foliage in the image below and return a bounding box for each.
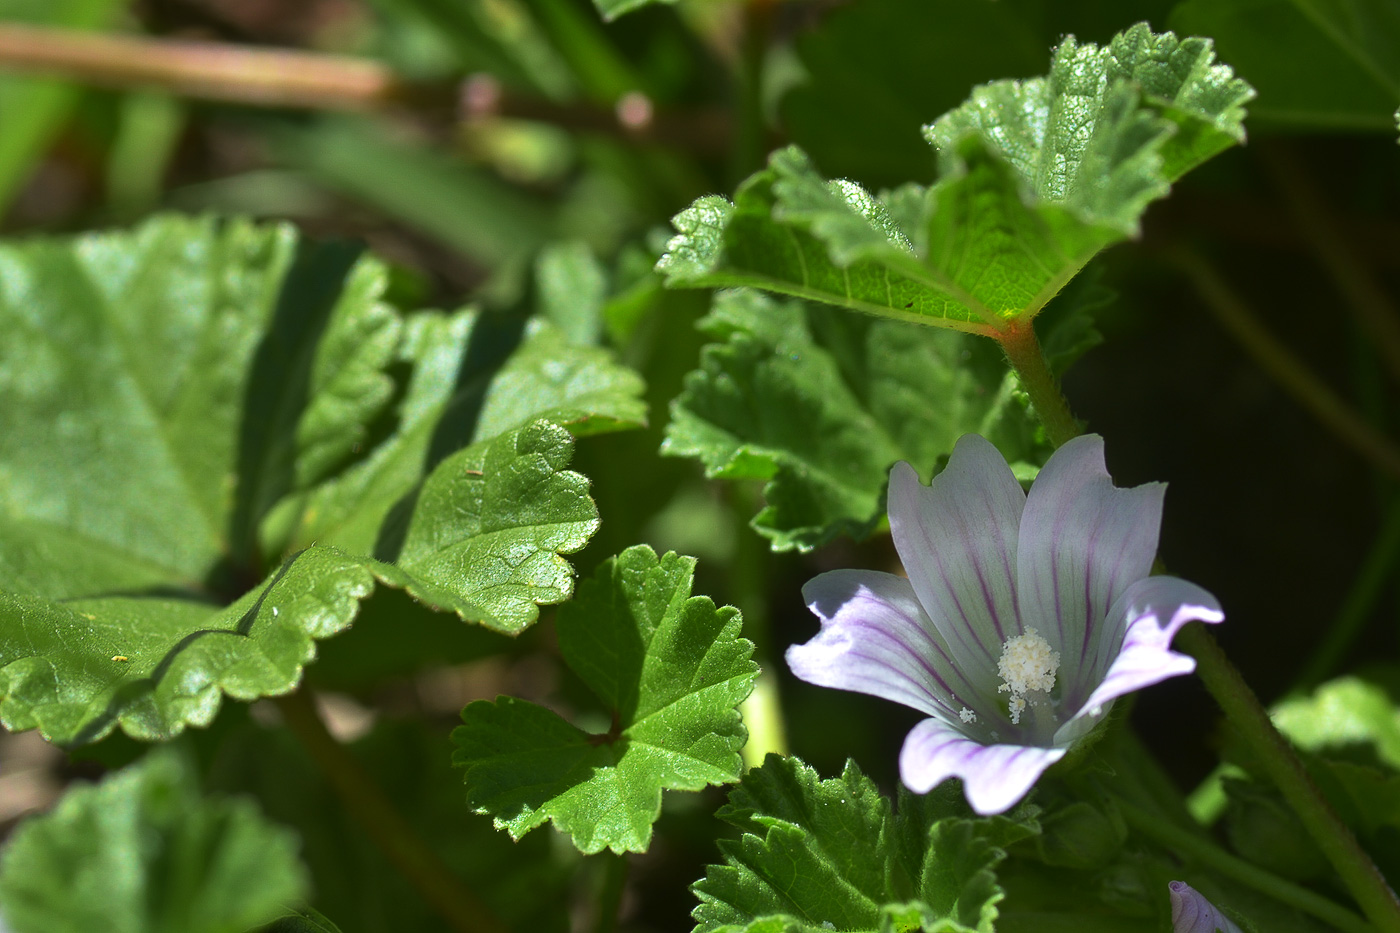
[0,0,1398,929]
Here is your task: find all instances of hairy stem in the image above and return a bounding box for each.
[275,689,506,933]
[1115,797,1372,933]
[1176,624,1400,933]
[996,319,1081,449]
[1174,247,1400,480]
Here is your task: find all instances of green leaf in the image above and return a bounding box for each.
[536,240,607,346]
[367,419,601,634]
[0,418,598,745]
[452,545,758,854]
[692,756,1017,933]
[662,290,1059,551]
[1270,676,1400,769]
[658,24,1252,330]
[0,749,307,933]
[281,313,644,554]
[929,23,1253,186]
[1172,0,1400,131]
[0,216,636,744]
[0,546,375,745]
[0,214,395,596]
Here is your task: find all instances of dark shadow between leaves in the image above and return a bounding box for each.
[373,308,526,564]
[69,553,305,747]
[219,237,365,598]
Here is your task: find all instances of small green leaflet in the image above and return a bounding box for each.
[0,748,307,933]
[662,288,1103,552]
[452,545,758,854]
[0,215,645,745]
[657,23,1253,331]
[692,756,1037,933]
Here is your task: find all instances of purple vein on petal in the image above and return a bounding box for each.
[791,569,985,719]
[1062,575,1224,727]
[1016,435,1163,668]
[889,439,1023,686]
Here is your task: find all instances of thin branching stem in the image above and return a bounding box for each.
[276,688,507,933]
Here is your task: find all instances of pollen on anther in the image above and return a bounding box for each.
[997,628,1059,724]
[959,707,977,724]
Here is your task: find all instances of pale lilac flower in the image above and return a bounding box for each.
[1169,881,1243,933]
[787,434,1224,815]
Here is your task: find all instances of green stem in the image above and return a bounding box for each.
[1115,797,1372,933]
[1177,624,1400,933]
[1001,319,1400,932]
[997,320,1081,449]
[276,689,506,933]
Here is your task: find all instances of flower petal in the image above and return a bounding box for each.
[1016,434,1165,684]
[899,716,1064,815]
[1169,881,1243,933]
[790,569,985,719]
[888,437,1025,692]
[1056,575,1224,744]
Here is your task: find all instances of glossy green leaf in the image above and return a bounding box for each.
[662,289,1074,552]
[367,419,601,634]
[0,749,307,933]
[452,545,757,854]
[280,313,644,555]
[1173,0,1400,130]
[928,23,1253,186]
[692,756,1022,933]
[0,546,372,746]
[658,24,1252,330]
[0,217,636,744]
[0,214,395,596]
